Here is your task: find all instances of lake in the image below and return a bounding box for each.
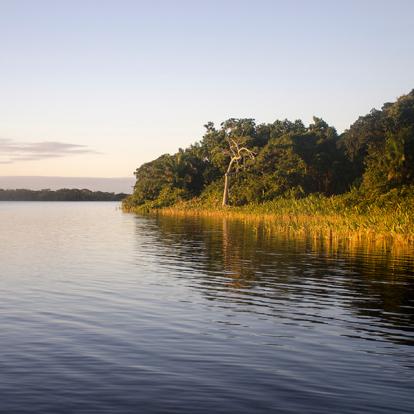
[0,202,413,413]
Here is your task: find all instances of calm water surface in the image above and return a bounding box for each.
[0,202,413,413]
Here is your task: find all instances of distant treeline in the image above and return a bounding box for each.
[124,89,414,209]
[0,188,128,201]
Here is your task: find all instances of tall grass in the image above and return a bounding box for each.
[122,188,414,247]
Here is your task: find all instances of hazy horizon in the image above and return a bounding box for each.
[0,176,135,193]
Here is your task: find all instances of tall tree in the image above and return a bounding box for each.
[221,119,256,206]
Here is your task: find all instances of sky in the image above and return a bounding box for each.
[0,0,413,178]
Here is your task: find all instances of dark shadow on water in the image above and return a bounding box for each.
[135,214,414,346]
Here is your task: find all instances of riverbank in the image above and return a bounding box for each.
[122,188,414,246]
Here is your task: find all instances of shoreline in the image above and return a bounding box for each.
[122,200,414,248]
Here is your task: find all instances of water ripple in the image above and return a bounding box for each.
[0,202,413,413]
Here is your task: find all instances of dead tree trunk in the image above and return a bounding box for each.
[222,139,255,207]
[222,172,230,206]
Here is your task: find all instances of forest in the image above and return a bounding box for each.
[124,90,414,210]
[0,188,128,201]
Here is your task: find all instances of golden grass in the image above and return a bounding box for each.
[123,200,414,251]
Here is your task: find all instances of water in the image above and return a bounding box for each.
[0,202,413,413]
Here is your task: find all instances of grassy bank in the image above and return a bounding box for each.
[123,188,414,246]
[123,92,414,248]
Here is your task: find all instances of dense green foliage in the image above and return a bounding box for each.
[124,90,414,209]
[0,188,128,201]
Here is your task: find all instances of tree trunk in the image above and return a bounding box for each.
[222,172,230,206]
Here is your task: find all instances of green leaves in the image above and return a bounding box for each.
[126,90,414,210]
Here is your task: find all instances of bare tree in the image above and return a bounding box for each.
[222,136,255,206]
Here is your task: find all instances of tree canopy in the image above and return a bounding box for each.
[125,90,414,208]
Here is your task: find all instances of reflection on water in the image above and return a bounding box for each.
[0,202,413,413]
[149,214,414,344]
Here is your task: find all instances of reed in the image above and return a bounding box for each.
[122,191,414,247]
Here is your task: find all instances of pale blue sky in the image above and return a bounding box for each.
[0,0,413,177]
